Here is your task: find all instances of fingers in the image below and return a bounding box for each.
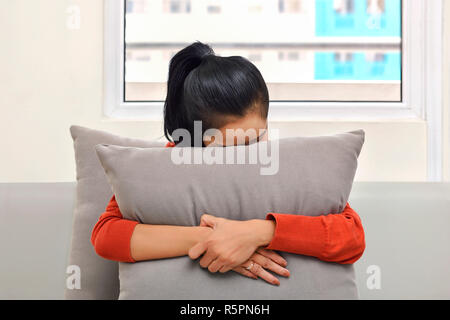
[209,258,236,274]
[190,241,223,272]
[200,214,218,228]
[256,248,288,267]
[242,260,280,286]
[199,250,218,269]
[188,241,208,260]
[233,267,257,279]
[207,258,223,273]
[218,264,233,273]
[251,253,290,278]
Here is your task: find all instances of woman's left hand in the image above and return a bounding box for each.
[188,214,277,273]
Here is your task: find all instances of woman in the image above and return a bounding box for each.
[91,41,365,286]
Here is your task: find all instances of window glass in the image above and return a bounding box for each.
[124,0,402,102]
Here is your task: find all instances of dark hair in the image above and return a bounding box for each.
[163,41,269,146]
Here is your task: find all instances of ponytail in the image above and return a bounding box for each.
[163,41,214,144]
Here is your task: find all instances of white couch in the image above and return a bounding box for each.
[0,182,449,299]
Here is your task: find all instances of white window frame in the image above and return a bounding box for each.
[103,0,443,181]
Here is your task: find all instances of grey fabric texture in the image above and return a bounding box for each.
[95,130,365,300]
[66,125,164,300]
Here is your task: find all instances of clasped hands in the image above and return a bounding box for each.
[188,214,290,286]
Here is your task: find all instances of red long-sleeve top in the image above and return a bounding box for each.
[91,143,365,265]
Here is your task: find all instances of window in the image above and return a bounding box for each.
[104,0,443,180]
[162,0,191,14]
[278,50,303,61]
[279,0,302,14]
[248,52,262,62]
[333,0,354,14]
[122,0,401,102]
[367,0,385,15]
[104,0,440,115]
[207,0,222,14]
[126,0,148,13]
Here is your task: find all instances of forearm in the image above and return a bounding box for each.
[130,224,213,261]
[247,219,276,248]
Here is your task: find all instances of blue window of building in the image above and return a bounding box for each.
[315,0,401,37]
[315,51,401,80]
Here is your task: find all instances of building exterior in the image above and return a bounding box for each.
[314,0,401,81]
[316,0,401,37]
[124,0,401,100]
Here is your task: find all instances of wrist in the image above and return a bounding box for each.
[249,219,276,247]
[195,226,213,242]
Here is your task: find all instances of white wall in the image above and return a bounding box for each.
[444,0,450,182]
[0,0,447,183]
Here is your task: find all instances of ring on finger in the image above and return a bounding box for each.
[245,261,254,271]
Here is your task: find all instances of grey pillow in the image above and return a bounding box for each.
[95,130,365,300]
[66,125,164,300]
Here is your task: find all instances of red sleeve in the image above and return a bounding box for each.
[90,195,139,262]
[265,203,365,264]
[91,143,174,263]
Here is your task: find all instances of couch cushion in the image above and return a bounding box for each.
[66,125,164,299]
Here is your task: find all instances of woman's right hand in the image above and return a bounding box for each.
[232,248,290,286]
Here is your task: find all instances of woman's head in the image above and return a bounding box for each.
[164,41,269,146]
